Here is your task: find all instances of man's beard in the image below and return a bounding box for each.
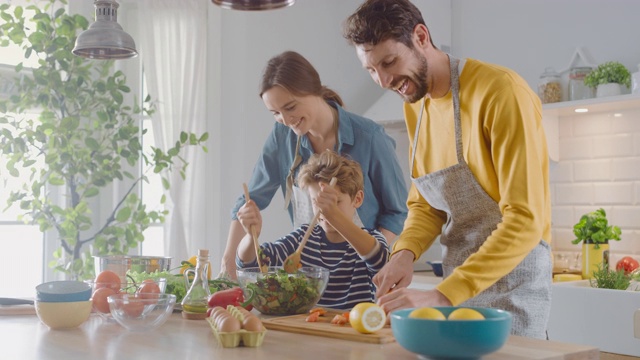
[401,52,429,104]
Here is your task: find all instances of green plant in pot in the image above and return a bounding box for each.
[584,61,631,97]
[571,208,621,279]
[0,1,208,280]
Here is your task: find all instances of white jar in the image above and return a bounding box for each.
[632,64,640,95]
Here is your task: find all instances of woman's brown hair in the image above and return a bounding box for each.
[259,51,344,107]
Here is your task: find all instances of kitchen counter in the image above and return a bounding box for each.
[0,311,599,360]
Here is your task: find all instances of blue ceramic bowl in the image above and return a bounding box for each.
[391,307,512,360]
[427,261,443,277]
[35,280,92,303]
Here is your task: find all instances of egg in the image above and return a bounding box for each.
[242,315,263,332]
[218,315,242,333]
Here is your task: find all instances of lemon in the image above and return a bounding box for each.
[180,255,212,279]
[408,307,446,320]
[349,302,386,334]
[447,308,485,320]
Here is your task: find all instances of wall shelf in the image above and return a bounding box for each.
[543,93,640,116]
[542,93,640,162]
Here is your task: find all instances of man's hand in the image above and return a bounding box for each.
[373,250,415,298]
[376,287,452,314]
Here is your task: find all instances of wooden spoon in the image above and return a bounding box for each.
[283,177,337,274]
[243,183,267,273]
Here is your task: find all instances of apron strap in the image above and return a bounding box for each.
[284,135,303,210]
[409,54,463,177]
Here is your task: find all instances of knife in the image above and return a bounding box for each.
[0,297,34,306]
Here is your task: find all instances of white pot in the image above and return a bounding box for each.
[596,83,622,97]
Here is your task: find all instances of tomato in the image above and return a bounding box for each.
[91,287,117,313]
[615,256,639,275]
[94,270,122,292]
[121,298,145,318]
[136,279,160,304]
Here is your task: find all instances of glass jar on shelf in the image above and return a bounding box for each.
[538,67,562,104]
[569,66,594,101]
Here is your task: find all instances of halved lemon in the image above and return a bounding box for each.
[408,307,446,320]
[349,302,386,334]
[448,307,485,320]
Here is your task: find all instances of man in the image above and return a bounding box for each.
[343,0,552,339]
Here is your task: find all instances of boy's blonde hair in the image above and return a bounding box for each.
[297,150,364,199]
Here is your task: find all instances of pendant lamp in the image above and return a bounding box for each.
[72,0,137,59]
[212,0,295,11]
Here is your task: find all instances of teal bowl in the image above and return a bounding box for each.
[391,307,512,360]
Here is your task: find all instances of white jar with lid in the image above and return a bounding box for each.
[538,67,562,103]
[632,64,640,95]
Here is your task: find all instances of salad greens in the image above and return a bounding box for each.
[127,270,239,304]
[246,269,322,315]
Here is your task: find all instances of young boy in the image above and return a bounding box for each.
[236,150,389,309]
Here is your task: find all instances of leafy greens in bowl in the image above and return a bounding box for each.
[236,266,329,315]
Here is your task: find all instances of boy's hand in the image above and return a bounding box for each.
[314,181,339,214]
[237,200,262,236]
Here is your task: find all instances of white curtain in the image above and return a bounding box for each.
[136,0,209,263]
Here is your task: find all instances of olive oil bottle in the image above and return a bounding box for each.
[181,249,211,319]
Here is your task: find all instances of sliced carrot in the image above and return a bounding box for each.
[305,311,320,322]
[308,307,327,316]
[330,314,348,325]
[342,311,350,323]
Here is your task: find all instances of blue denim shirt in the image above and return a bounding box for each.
[231,103,408,235]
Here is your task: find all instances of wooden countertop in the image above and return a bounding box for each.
[0,312,600,359]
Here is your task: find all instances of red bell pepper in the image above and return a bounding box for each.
[207,287,253,311]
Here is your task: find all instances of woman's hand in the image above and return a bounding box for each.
[236,200,262,236]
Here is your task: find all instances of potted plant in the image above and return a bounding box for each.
[583,61,631,97]
[571,208,621,279]
[0,1,208,280]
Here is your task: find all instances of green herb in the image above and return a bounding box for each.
[590,262,631,290]
[245,269,323,315]
[584,61,631,88]
[571,208,621,249]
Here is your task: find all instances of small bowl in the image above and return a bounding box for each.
[427,261,443,277]
[85,279,167,315]
[35,281,92,303]
[391,307,512,360]
[107,293,176,331]
[35,300,92,329]
[236,266,329,315]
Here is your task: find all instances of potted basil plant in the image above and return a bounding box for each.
[571,208,621,279]
[584,61,631,97]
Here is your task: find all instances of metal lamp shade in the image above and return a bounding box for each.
[212,0,295,11]
[72,0,137,60]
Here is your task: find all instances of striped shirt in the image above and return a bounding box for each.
[237,224,389,310]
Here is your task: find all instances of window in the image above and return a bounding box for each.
[0,5,165,297]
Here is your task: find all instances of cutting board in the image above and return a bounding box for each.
[260,309,395,344]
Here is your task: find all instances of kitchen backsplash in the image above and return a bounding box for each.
[550,107,640,265]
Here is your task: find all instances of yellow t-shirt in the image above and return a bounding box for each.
[395,58,552,306]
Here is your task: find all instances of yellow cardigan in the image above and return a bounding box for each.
[395,58,552,306]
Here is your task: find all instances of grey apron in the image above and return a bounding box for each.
[409,55,552,339]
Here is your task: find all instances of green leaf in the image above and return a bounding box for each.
[115,207,132,222]
[85,187,99,197]
[84,137,100,150]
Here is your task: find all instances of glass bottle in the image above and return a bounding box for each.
[538,67,562,104]
[569,66,594,101]
[181,249,211,317]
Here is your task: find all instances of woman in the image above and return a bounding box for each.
[220,51,408,278]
